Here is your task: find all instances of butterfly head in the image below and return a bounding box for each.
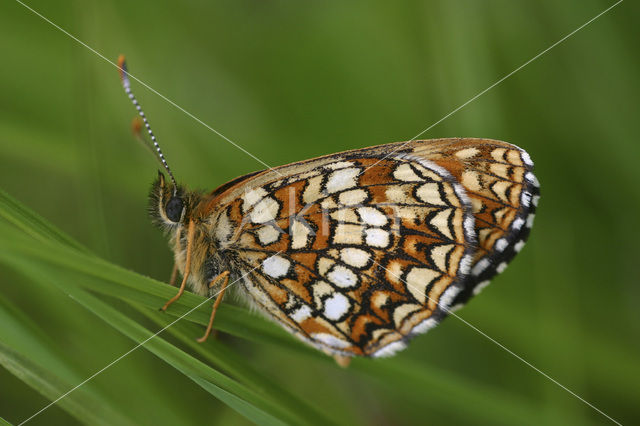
[149,171,191,228]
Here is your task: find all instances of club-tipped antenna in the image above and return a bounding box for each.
[118,55,178,195]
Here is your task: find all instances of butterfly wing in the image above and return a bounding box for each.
[205,149,476,357]
[202,138,537,357]
[406,139,539,308]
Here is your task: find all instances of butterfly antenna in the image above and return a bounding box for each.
[118,55,178,195]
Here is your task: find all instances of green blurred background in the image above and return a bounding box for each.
[1,0,638,425]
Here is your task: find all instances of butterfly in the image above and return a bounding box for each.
[118,56,539,367]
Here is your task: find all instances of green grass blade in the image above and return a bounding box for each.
[0,249,304,425]
[140,308,338,425]
[0,341,132,426]
[0,188,85,252]
[67,289,291,426]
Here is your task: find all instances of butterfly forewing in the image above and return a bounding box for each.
[207,151,476,357]
[199,138,537,357]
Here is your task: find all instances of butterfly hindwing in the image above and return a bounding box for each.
[406,139,539,307]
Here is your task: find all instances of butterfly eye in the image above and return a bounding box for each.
[165,196,184,222]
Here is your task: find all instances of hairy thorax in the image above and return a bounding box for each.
[169,198,237,297]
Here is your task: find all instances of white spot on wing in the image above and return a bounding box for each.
[496,262,508,273]
[262,255,290,278]
[416,182,447,206]
[411,318,437,335]
[242,187,268,213]
[430,244,453,272]
[473,280,491,295]
[257,225,280,245]
[326,168,359,193]
[333,224,363,245]
[464,215,475,240]
[471,258,491,276]
[290,219,310,249]
[438,285,461,310]
[340,247,371,268]
[521,151,534,166]
[311,333,351,349]
[250,197,279,223]
[372,340,407,358]
[405,267,439,303]
[338,189,368,206]
[514,240,525,252]
[393,163,423,182]
[323,293,350,320]
[365,228,389,247]
[521,191,531,208]
[525,172,540,187]
[303,175,324,204]
[327,265,358,288]
[532,195,540,207]
[291,305,312,322]
[459,254,473,275]
[429,209,453,239]
[357,207,388,226]
[495,238,508,252]
[526,213,536,228]
[512,217,525,230]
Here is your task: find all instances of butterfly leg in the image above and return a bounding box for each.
[333,355,351,368]
[197,270,230,343]
[168,263,178,287]
[161,220,196,311]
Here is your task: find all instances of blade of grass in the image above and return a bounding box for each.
[139,307,339,425]
[67,288,292,426]
[0,295,78,380]
[0,293,138,426]
[1,240,338,425]
[0,189,85,251]
[5,250,298,425]
[0,341,133,426]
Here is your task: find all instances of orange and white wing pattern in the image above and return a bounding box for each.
[203,138,538,357]
[406,139,539,308]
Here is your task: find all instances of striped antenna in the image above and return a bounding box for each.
[118,55,178,194]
